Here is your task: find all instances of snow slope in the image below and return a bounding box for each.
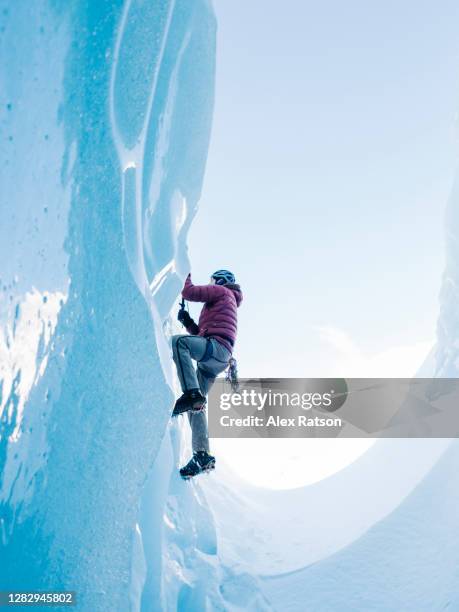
[261,439,459,612]
[200,438,451,576]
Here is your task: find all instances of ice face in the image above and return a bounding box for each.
[0,1,216,609]
[436,174,459,377]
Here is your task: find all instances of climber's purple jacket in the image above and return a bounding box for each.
[181,274,243,353]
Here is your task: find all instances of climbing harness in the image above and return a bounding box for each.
[225,357,239,392]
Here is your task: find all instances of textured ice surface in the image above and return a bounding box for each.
[0,1,216,609]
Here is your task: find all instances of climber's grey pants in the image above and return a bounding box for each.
[171,334,231,452]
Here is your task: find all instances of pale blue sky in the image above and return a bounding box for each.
[188,0,459,378]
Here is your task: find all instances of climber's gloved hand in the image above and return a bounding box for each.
[178,309,193,327]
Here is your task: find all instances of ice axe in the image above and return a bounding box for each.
[178,298,187,327]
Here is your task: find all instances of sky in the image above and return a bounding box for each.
[186,0,459,488]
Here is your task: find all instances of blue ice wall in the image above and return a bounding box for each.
[436,174,459,377]
[0,1,216,610]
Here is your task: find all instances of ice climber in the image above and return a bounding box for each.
[171,270,243,479]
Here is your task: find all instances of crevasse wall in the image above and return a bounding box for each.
[0,1,216,610]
